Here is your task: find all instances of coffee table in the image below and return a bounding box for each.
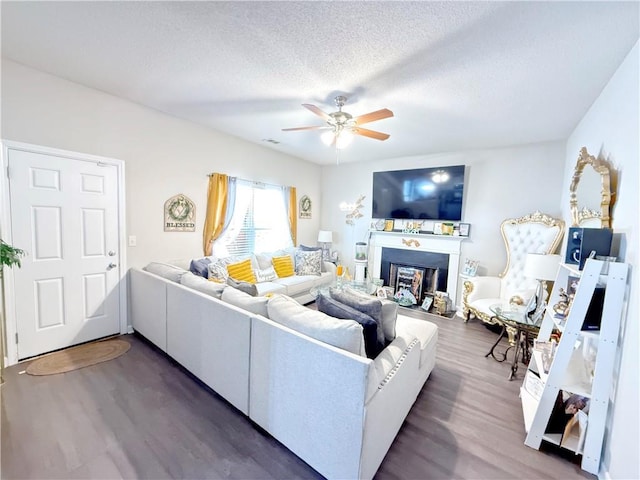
[487,303,543,380]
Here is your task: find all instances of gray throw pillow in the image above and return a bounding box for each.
[343,286,397,341]
[189,257,212,278]
[330,288,386,346]
[316,294,384,358]
[226,277,258,296]
[299,244,321,251]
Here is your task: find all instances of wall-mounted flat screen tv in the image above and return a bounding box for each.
[372,165,465,221]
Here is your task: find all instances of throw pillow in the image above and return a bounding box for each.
[267,294,365,357]
[208,259,231,283]
[272,255,295,278]
[344,286,398,342]
[226,258,257,284]
[294,249,322,276]
[298,244,321,251]
[226,277,258,296]
[255,266,278,283]
[330,288,386,346]
[189,257,212,279]
[221,287,269,317]
[316,294,385,358]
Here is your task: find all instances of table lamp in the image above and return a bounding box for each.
[524,253,561,321]
[317,230,333,261]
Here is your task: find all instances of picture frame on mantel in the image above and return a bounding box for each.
[458,223,471,237]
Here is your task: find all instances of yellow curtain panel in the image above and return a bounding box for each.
[203,173,229,256]
[289,186,297,246]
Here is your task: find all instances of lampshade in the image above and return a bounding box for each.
[317,230,333,243]
[524,253,561,281]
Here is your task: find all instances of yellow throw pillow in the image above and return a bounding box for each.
[226,258,257,284]
[272,255,295,278]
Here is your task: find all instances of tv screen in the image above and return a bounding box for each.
[372,165,465,221]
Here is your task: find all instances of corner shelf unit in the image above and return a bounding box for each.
[520,258,629,475]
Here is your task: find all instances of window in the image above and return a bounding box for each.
[212,180,293,258]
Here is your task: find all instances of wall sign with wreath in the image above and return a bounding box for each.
[299,195,312,219]
[164,194,196,232]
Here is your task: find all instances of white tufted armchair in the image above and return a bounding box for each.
[462,211,564,336]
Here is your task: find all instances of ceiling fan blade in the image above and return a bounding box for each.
[353,108,394,125]
[302,104,331,121]
[282,125,328,132]
[353,127,390,141]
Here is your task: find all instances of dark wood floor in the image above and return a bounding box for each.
[1,310,594,480]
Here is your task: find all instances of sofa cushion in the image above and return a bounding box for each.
[330,289,386,346]
[255,281,287,296]
[227,258,257,284]
[272,255,295,278]
[343,286,398,342]
[189,258,212,279]
[295,249,322,276]
[255,266,277,283]
[267,295,365,357]
[316,294,384,359]
[221,287,269,317]
[273,275,318,296]
[180,272,226,299]
[396,315,439,368]
[226,277,258,296]
[143,262,187,283]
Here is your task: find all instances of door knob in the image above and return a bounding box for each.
[108,263,117,270]
[108,250,116,256]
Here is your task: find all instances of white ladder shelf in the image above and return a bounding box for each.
[520,258,629,475]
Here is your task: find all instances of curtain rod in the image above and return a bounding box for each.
[207,173,288,190]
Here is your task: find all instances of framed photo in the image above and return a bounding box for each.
[383,220,394,232]
[382,286,395,298]
[458,223,471,237]
[463,259,479,276]
[421,296,433,312]
[433,222,443,235]
[376,287,388,299]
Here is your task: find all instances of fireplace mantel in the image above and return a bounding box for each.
[369,231,466,302]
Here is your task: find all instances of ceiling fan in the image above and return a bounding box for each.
[282,95,394,149]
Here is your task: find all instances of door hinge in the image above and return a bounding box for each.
[15,332,18,344]
[6,166,9,179]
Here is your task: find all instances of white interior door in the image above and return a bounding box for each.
[8,148,122,360]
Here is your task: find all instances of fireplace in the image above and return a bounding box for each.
[382,248,449,303]
[369,231,465,307]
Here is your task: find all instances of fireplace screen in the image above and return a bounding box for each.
[389,263,439,305]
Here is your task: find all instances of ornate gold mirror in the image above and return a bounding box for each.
[569,147,613,228]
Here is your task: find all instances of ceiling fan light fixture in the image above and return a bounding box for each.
[321,128,354,149]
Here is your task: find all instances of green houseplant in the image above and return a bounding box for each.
[1,240,25,381]
[0,240,25,274]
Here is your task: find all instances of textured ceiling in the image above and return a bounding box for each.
[2,1,638,165]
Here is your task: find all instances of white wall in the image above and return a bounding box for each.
[563,40,639,480]
[0,59,323,268]
[320,142,566,305]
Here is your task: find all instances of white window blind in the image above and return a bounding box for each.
[212,180,293,258]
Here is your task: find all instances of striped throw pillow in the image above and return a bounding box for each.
[272,255,295,278]
[226,258,257,284]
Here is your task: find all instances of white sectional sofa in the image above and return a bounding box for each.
[129,263,438,480]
